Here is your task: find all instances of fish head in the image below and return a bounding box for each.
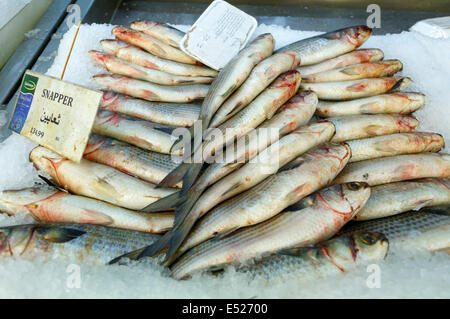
[352,231,389,261]
[0,187,58,215]
[343,25,372,47]
[340,182,371,213]
[99,91,123,110]
[100,39,128,54]
[324,25,372,48]
[0,226,34,257]
[29,147,66,184]
[252,33,275,51]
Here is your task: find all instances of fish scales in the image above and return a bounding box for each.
[171,182,370,279]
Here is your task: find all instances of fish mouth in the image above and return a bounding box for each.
[346,25,372,45]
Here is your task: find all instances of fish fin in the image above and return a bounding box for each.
[221,182,242,197]
[163,194,202,264]
[140,191,181,212]
[421,205,450,216]
[364,124,384,136]
[277,246,314,256]
[390,77,407,91]
[38,175,68,193]
[359,102,378,114]
[95,177,121,197]
[157,163,191,188]
[412,199,433,211]
[36,227,86,243]
[172,190,202,228]
[81,209,115,225]
[137,231,172,259]
[221,84,237,99]
[340,65,360,76]
[151,43,167,56]
[284,195,316,211]
[108,247,146,265]
[180,164,203,194]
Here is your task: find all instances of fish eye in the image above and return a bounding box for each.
[348,182,363,190]
[361,233,377,245]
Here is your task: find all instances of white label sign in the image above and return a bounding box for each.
[180,0,257,70]
[8,70,102,162]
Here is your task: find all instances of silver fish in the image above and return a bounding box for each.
[84,134,181,187]
[112,26,198,65]
[276,25,372,65]
[168,143,351,265]
[209,52,302,127]
[341,207,450,252]
[30,146,176,211]
[316,92,425,117]
[333,153,450,186]
[92,109,181,155]
[302,60,403,83]
[354,178,450,221]
[329,114,419,142]
[297,48,384,76]
[100,40,217,77]
[301,77,411,100]
[162,121,336,262]
[93,74,209,103]
[195,33,275,135]
[243,231,388,282]
[100,91,200,128]
[0,187,174,233]
[130,20,185,48]
[89,51,213,85]
[0,224,161,262]
[347,132,445,163]
[171,182,371,279]
[161,70,302,191]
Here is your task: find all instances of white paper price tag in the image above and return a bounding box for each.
[8,70,102,162]
[180,0,257,70]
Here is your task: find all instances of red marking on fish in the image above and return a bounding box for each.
[25,192,67,222]
[390,93,416,103]
[97,110,124,126]
[40,156,67,186]
[143,61,160,70]
[349,236,359,261]
[321,246,345,272]
[84,137,108,157]
[347,82,368,92]
[100,91,121,110]
[316,192,354,220]
[397,118,417,131]
[279,51,301,69]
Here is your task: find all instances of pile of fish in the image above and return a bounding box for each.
[1,22,449,283]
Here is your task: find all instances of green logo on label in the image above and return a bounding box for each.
[21,73,39,94]
[24,80,36,91]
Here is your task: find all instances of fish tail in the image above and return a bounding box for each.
[180,164,203,195]
[108,247,146,265]
[140,191,182,212]
[172,189,202,229]
[137,231,172,259]
[170,125,195,154]
[156,163,191,188]
[164,194,201,264]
